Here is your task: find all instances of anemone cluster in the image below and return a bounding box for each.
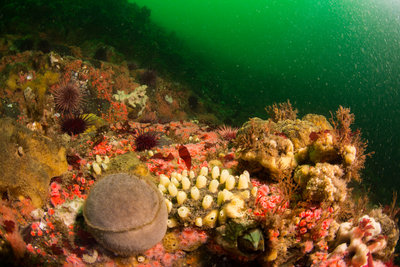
[158,166,257,230]
[155,166,273,259]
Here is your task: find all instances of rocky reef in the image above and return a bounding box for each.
[0,37,398,267]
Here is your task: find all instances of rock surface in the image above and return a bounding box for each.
[0,118,68,207]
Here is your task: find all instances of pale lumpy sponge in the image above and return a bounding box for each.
[83,173,167,255]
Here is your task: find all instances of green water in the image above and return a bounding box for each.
[1,0,399,203]
[132,0,400,203]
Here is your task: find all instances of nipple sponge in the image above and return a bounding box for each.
[83,173,167,255]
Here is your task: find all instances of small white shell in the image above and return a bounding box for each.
[195,217,203,227]
[171,177,180,187]
[92,163,101,175]
[202,195,213,210]
[177,206,190,219]
[211,166,220,179]
[181,177,191,190]
[137,255,145,263]
[251,187,258,197]
[196,175,207,188]
[165,199,173,213]
[237,174,249,189]
[208,180,219,193]
[158,184,167,194]
[225,175,236,190]
[189,170,195,178]
[103,155,110,164]
[168,183,178,197]
[167,218,178,228]
[176,191,187,205]
[159,174,170,187]
[203,210,218,228]
[200,166,209,176]
[191,186,200,200]
[95,155,102,163]
[220,169,230,184]
[137,255,146,263]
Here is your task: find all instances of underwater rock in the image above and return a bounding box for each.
[302,113,333,131]
[79,41,125,64]
[329,212,396,266]
[0,118,68,208]
[215,221,264,258]
[94,44,125,64]
[294,163,347,203]
[105,151,148,176]
[83,173,168,255]
[54,198,85,227]
[308,130,338,163]
[235,114,338,179]
[235,118,297,179]
[275,117,322,151]
[113,85,148,117]
[368,208,399,261]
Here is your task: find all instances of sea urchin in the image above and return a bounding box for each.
[139,70,157,88]
[134,128,160,151]
[52,80,84,114]
[61,114,92,135]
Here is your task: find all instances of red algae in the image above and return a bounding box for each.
[178,145,192,170]
[178,228,208,251]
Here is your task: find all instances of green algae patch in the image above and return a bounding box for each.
[106,151,142,173]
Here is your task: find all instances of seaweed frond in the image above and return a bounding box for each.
[265,100,298,122]
[330,106,373,182]
[234,118,270,152]
[329,106,355,145]
[384,192,400,223]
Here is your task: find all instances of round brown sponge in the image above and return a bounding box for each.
[83,173,167,255]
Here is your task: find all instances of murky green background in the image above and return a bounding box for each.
[132,0,400,204]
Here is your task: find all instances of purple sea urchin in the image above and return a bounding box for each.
[139,69,157,88]
[61,114,92,135]
[134,128,160,151]
[52,80,84,114]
